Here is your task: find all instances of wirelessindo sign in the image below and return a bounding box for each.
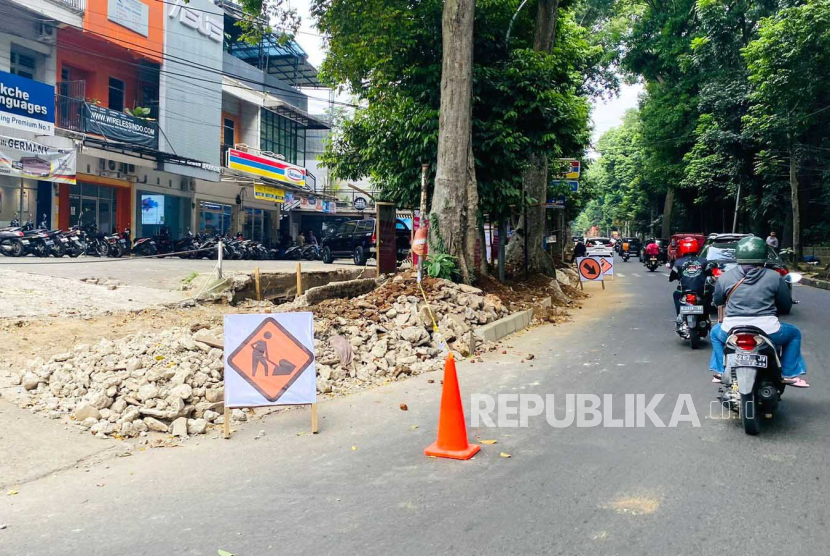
[0,70,55,136]
[83,104,158,148]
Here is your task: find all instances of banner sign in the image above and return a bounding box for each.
[227,148,307,187]
[555,159,581,179]
[0,70,55,135]
[253,183,285,203]
[83,104,158,148]
[0,135,76,184]
[108,0,150,37]
[224,313,316,407]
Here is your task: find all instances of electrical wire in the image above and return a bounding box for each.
[2,6,347,107]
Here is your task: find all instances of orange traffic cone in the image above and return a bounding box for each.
[424,353,481,460]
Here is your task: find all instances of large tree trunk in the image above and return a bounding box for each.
[790,146,801,261]
[661,187,675,239]
[503,0,559,277]
[429,0,478,283]
[505,154,555,275]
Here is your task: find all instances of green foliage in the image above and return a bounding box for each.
[577,0,830,242]
[425,253,458,280]
[314,0,610,219]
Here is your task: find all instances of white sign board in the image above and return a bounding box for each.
[224,313,316,408]
[108,0,149,37]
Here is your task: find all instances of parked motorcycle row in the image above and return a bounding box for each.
[0,219,283,261]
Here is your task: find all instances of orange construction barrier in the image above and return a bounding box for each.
[424,353,481,460]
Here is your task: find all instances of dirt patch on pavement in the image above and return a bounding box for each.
[0,268,184,319]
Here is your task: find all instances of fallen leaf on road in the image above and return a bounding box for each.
[500,452,512,458]
[351,445,358,451]
[96,483,105,487]
[410,425,419,430]
[399,403,408,411]
[427,379,435,384]
[218,550,234,556]
[479,440,498,445]
[7,488,18,496]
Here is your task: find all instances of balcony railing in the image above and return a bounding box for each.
[56,95,159,150]
[47,0,85,13]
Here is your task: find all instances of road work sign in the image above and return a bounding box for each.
[598,256,614,276]
[224,313,316,407]
[578,256,614,281]
[577,257,603,281]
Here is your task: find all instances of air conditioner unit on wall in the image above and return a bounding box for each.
[38,23,56,44]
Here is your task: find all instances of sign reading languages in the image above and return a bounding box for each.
[0,70,55,135]
[0,135,76,184]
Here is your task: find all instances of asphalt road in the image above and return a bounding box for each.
[2,260,828,555]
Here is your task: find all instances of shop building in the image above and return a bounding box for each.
[0,0,78,227]
[189,0,332,246]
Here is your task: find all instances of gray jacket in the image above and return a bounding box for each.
[714,265,792,317]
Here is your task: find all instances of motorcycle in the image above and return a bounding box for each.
[622,248,631,262]
[103,230,125,258]
[63,226,86,258]
[83,224,110,257]
[302,243,321,261]
[0,227,27,257]
[677,290,711,349]
[716,272,802,435]
[646,255,659,272]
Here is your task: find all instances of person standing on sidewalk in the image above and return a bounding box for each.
[766,231,779,251]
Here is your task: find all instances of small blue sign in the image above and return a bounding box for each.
[550,179,579,193]
[545,196,566,209]
[0,70,55,135]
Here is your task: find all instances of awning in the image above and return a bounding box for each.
[222,77,329,130]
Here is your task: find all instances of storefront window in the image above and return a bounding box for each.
[260,109,306,166]
[69,183,118,232]
[137,192,190,239]
[199,201,232,237]
[243,207,271,245]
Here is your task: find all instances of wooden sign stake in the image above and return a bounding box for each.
[311,403,319,434]
[254,267,261,301]
[296,262,303,297]
[223,404,230,439]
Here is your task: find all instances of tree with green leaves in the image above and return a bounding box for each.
[743,0,830,260]
[315,0,603,281]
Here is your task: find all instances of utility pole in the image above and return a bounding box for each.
[732,181,741,233]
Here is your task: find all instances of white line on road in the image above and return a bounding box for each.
[632,273,642,277]
[617,273,626,277]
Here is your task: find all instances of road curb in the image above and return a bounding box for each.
[475,297,552,343]
[802,277,830,290]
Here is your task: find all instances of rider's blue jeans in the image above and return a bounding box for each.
[709,323,807,378]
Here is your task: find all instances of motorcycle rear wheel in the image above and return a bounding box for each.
[689,329,701,349]
[96,241,110,257]
[740,392,761,435]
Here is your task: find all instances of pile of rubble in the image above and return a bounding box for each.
[12,328,227,438]
[11,275,513,439]
[307,275,509,394]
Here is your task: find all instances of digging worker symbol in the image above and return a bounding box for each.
[250,331,296,377]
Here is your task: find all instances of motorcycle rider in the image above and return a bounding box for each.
[669,237,707,334]
[708,236,808,387]
[644,239,660,264]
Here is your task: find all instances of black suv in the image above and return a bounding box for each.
[321,218,412,266]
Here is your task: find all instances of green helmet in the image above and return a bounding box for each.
[735,236,768,264]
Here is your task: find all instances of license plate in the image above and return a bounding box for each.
[727,353,768,368]
[45,240,54,246]
[21,239,29,244]
[60,238,69,243]
[680,305,704,314]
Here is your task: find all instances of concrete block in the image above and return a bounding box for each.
[475,309,534,343]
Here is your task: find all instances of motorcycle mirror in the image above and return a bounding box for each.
[785,272,803,284]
